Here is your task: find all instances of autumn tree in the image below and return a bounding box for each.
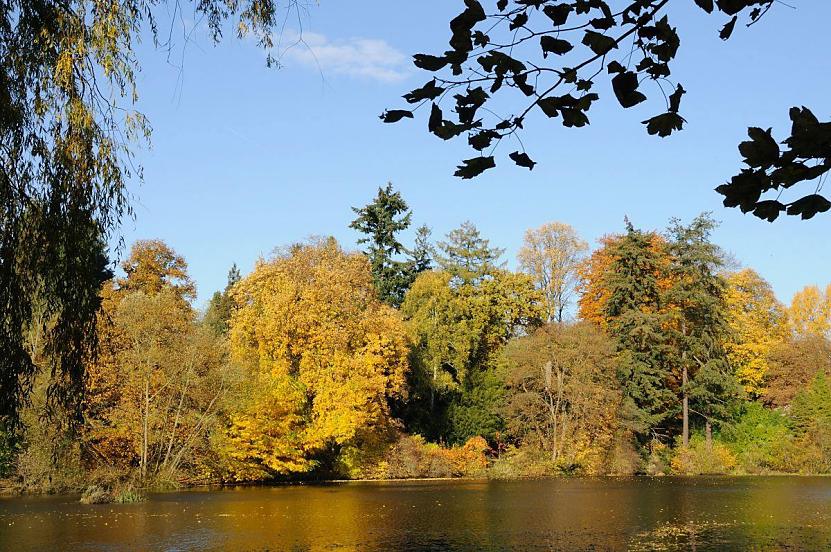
[350,183,416,306]
[518,222,588,323]
[436,221,505,284]
[84,240,228,482]
[400,264,543,442]
[447,271,544,442]
[788,284,831,339]
[576,235,619,328]
[765,335,831,409]
[664,214,738,448]
[0,0,307,428]
[398,270,464,438]
[503,323,621,472]
[724,269,788,397]
[118,239,197,304]
[222,238,409,477]
[384,0,829,220]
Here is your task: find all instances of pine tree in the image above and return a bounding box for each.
[350,183,414,306]
[409,224,434,274]
[436,221,505,285]
[203,264,241,336]
[603,221,675,439]
[664,214,739,448]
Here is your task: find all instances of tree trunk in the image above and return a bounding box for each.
[142,377,149,480]
[430,364,436,413]
[681,320,689,448]
[682,364,689,448]
[705,420,712,451]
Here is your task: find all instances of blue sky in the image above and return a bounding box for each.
[119,1,830,308]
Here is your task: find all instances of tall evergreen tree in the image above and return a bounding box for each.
[350,183,414,307]
[203,264,241,336]
[436,221,505,285]
[603,221,675,439]
[409,224,434,274]
[664,214,739,447]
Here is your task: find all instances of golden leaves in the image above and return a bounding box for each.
[724,269,788,396]
[224,238,409,476]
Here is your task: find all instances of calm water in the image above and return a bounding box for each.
[1,477,830,551]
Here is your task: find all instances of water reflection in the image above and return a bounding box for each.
[1,477,830,551]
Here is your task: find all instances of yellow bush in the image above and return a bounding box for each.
[671,436,736,475]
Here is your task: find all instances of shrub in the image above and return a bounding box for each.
[378,434,489,479]
[670,435,736,475]
[720,402,796,473]
[488,446,556,479]
[644,439,672,476]
[79,481,145,504]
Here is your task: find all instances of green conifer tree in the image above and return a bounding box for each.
[664,214,740,447]
[350,183,414,307]
[603,221,675,439]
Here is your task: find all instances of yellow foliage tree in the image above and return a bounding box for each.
[517,222,588,323]
[84,240,229,482]
[724,269,789,396]
[788,284,831,339]
[223,238,409,477]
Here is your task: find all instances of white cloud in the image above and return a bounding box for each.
[278,31,411,83]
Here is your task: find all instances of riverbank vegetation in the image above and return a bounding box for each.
[1,185,830,498]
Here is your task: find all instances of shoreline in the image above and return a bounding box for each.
[4,472,829,500]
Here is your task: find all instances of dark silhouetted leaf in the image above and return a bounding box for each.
[738,127,780,168]
[560,67,578,83]
[770,163,828,188]
[719,16,737,40]
[582,31,617,55]
[510,12,529,31]
[716,0,752,16]
[543,4,572,26]
[450,0,487,53]
[496,0,508,11]
[642,112,685,137]
[469,130,498,151]
[473,31,490,47]
[668,84,685,113]
[454,87,489,124]
[590,17,615,30]
[786,194,831,220]
[540,36,573,57]
[509,151,536,170]
[752,200,785,222]
[403,80,445,103]
[694,0,714,13]
[612,71,646,108]
[380,110,413,123]
[454,156,495,179]
[561,108,590,128]
[428,103,443,134]
[537,97,561,118]
[413,54,448,71]
[478,51,526,75]
[717,169,766,212]
[607,60,625,74]
[512,73,536,96]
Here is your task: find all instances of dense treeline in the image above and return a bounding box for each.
[2,185,830,499]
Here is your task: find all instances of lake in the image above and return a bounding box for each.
[1,477,830,551]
